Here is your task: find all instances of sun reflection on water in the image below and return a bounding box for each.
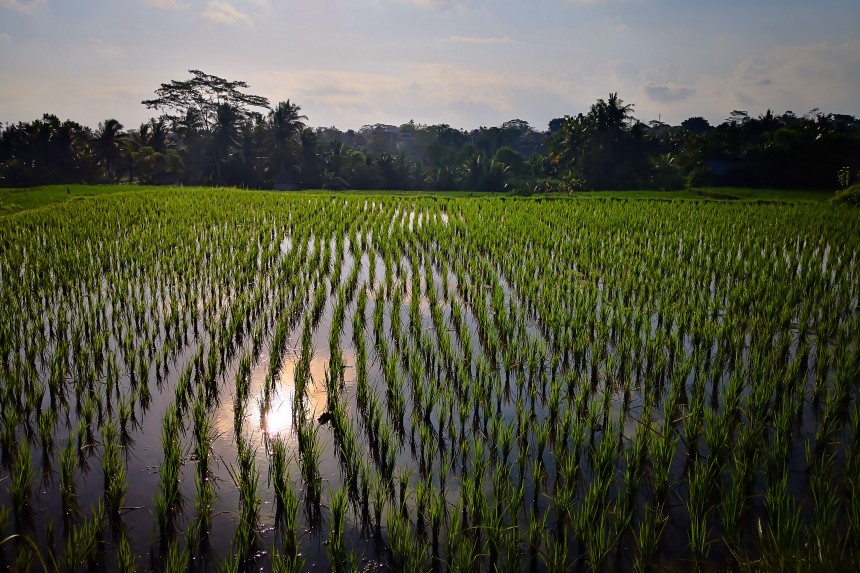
[214,348,356,451]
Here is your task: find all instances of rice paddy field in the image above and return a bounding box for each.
[0,187,858,572]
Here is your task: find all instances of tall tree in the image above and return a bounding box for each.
[93,119,126,183]
[547,93,651,189]
[142,70,270,132]
[267,100,307,182]
[299,127,323,188]
[210,103,241,185]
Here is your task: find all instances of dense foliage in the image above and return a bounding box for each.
[2,72,860,192]
[0,189,858,571]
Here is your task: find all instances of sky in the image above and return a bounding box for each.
[1,0,859,132]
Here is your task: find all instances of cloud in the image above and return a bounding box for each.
[0,32,11,42]
[722,39,860,111]
[248,62,609,130]
[0,0,45,13]
[443,35,513,45]
[632,39,860,124]
[642,83,696,102]
[140,0,190,9]
[201,1,253,26]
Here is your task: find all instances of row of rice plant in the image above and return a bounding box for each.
[0,188,858,571]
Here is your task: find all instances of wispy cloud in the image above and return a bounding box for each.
[443,35,513,45]
[642,83,696,102]
[0,0,46,13]
[201,1,254,26]
[0,32,11,42]
[251,63,605,129]
[726,40,860,110]
[140,0,190,10]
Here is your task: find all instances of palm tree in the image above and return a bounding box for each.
[590,92,635,132]
[123,118,180,184]
[210,103,241,185]
[267,100,307,181]
[461,152,510,191]
[299,127,323,188]
[93,119,126,182]
[547,94,648,189]
[324,140,350,179]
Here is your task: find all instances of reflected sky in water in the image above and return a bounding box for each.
[214,347,357,451]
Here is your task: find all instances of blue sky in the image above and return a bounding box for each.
[1,0,859,131]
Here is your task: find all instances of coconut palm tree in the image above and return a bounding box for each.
[590,92,635,132]
[299,127,323,188]
[210,103,241,185]
[267,100,308,182]
[123,118,180,184]
[93,119,126,182]
[324,140,350,179]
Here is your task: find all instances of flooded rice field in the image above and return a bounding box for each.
[0,189,859,571]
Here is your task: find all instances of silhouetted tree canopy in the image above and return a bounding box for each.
[2,87,860,192]
[142,69,270,131]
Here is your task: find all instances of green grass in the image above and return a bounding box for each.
[0,184,837,217]
[0,184,134,215]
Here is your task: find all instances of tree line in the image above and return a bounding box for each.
[2,70,859,192]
